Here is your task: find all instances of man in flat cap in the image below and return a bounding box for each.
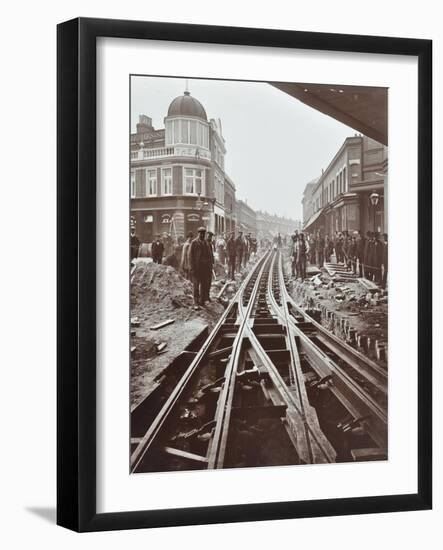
[189,227,213,306]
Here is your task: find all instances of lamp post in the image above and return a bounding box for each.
[370,192,380,233]
[196,192,210,230]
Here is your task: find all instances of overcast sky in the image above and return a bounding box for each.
[131,76,355,220]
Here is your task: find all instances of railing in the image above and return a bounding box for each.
[130,145,211,161]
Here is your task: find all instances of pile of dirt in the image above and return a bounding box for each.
[130,262,229,406]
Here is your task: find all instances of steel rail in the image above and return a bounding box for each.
[276,253,387,451]
[207,252,272,469]
[286,293,387,385]
[131,251,271,472]
[260,252,336,463]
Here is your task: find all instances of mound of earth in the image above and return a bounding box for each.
[130,262,227,406]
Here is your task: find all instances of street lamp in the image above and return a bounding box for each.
[195,192,204,210]
[370,192,380,232]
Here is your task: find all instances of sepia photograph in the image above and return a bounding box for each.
[129,75,388,474]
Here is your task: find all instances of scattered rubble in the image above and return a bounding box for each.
[285,258,388,367]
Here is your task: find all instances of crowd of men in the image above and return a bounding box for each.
[130,228,258,308]
[290,229,388,287]
[129,224,388,309]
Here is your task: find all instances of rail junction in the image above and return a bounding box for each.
[131,249,387,473]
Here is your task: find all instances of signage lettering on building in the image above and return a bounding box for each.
[187,214,200,221]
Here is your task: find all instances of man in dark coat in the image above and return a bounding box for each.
[382,233,388,288]
[226,232,236,280]
[203,232,215,302]
[296,233,308,280]
[309,234,317,265]
[355,230,366,278]
[343,231,350,270]
[130,230,140,261]
[189,227,214,306]
[349,235,357,274]
[335,233,344,264]
[290,233,298,277]
[364,231,374,280]
[151,234,164,264]
[324,235,333,263]
[317,232,325,268]
[235,231,245,273]
[373,233,383,285]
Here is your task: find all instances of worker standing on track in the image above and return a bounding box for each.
[216,234,227,265]
[227,232,236,281]
[296,233,308,280]
[235,231,245,273]
[189,227,213,307]
[290,233,298,277]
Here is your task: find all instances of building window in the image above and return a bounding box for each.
[184,168,203,194]
[131,151,138,160]
[144,215,153,223]
[167,118,209,148]
[165,120,173,145]
[173,119,180,143]
[181,119,189,143]
[162,167,172,195]
[130,171,135,198]
[190,120,197,144]
[146,169,157,196]
[343,166,347,192]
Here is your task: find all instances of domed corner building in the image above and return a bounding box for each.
[130,89,235,244]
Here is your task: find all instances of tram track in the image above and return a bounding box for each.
[131,248,387,473]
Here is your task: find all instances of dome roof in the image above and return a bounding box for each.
[167,91,207,120]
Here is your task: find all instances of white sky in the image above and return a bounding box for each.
[131,76,356,219]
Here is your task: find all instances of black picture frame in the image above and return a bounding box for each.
[57,17,432,532]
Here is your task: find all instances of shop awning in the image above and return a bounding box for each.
[303,208,325,231]
[271,83,388,145]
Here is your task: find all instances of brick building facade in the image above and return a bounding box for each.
[303,135,387,237]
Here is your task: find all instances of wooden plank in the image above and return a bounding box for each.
[208,346,232,360]
[162,446,208,464]
[351,448,387,462]
[150,319,175,330]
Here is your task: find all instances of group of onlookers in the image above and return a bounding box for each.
[130,228,259,307]
[291,229,388,287]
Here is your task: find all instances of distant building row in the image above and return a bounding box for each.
[302,135,388,236]
[130,90,300,242]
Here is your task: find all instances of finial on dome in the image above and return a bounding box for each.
[184,79,190,95]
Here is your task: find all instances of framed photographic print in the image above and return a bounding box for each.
[57,17,432,532]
